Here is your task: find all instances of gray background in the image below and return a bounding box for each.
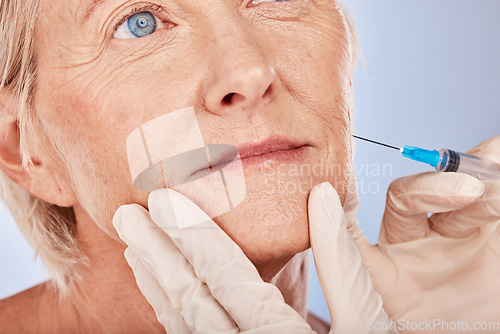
[1,0,499,324]
[308,0,500,321]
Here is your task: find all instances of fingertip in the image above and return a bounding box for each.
[148,188,181,229]
[112,205,125,232]
[466,135,500,165]
[455,173,485,198]
[308,182,346,243]
[315,181,335,192]
[123,247,139,269]
[310,182,340,204]
[148,188,170,211]
[149,188,212,230]
[309,182,328,200]
[113,204,136,234]
[438,173,485,205]
[389,172,485,210]
[113,204,150,236]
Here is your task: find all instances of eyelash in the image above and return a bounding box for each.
[112,0,299,36]
[113,3,168,33]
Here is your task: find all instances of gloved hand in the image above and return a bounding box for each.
[308,182,396,334]
[113,184,394,333]
[346,136,500,333]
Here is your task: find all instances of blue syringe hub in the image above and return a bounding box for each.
[400,145,441,167]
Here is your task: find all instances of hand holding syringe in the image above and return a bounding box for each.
[354,135,500,180]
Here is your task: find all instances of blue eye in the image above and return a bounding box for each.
[128,12,156,37]
[114,11,159,39]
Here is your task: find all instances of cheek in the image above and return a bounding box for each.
[281,11,353,188]
[36,86,151,230]
[269,4,353,142]
[35,46,204,231]
[59,130,146,231]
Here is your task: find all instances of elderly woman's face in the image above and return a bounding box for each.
[35,0,353,275]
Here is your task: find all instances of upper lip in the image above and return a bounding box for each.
[235,135,308,160]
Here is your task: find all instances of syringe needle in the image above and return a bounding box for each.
[352,135,400,151]
[353,135,500,180]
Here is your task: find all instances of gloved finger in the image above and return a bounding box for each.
[343,173,361,227]
[123,247,191,333]
[308,182,395,334]
[148,188,312,333]
[380,172,485,244]
[429,179,500,238]
[342,174,386,280]
[466,135,500,165]
[113,204,237,334]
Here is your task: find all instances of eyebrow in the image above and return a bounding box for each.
[81,0,108,23]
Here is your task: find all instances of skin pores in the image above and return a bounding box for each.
[34,0,354,279]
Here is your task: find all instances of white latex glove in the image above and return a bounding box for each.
[113,188,312,334]
[113,184,394,333]
[346,136,500,333]
[308,182,396,334]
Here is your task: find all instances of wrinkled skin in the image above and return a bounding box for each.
[35,0,354,279]
[0,0,354,332]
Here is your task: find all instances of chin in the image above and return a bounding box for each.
[212,177,312,281]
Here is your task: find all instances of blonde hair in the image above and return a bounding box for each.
[0,0,81,293]
[0,0,358,294]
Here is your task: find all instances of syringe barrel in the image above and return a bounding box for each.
[436,149,500,180]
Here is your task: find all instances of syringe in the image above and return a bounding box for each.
[353,135,500,180]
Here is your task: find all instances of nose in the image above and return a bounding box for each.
[203,25,281,116]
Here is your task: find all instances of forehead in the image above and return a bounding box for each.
[60,0,216,20]
[45,0,341,22]
[40,0,83,23]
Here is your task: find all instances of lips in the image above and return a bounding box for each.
[185,136,309,182]
[131,136,309,191]
[236,136,308,161]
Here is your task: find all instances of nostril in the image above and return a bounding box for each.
[222,93,235,105]
[264,85,273,98]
